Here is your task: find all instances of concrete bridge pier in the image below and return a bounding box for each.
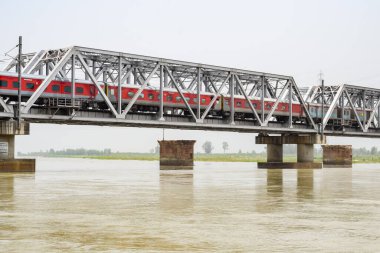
[297,144,314,163]
[257,134,325,169]
[322,145,352,168]
[158,140,195,169]
[0,121,35,172]
[267,144,283,162]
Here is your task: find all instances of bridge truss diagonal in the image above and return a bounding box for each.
[304,84,380,136]
[2,45,378,137]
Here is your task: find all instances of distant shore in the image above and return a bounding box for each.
[19,153,380,163]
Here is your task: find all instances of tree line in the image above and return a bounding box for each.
[18,144,380,157]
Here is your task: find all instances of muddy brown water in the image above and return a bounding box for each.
[0,158,379,252]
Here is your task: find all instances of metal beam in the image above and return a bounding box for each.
[121,63,160,117]
[235,74,262,125]
[344,89,365,131]
[158,64,164,121]
[322,84,345,129]
[71,55,75,107]
[77,53,119,117]
[364,98,380,131]
[291,79,316,129]
[197,67,201,120]
[261,77,265,123]
[118,56,122,114]
[0,97,10,113]
[164,65,198,121]
[262,81,290,126]
[201,74,231,120]
[23,47,75,113]
[23,50,45,74]
[289,81,293,128]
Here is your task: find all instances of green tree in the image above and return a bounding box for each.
[202,141,214,154]
[222,141,229,153]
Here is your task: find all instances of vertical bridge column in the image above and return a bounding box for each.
[256,134,325,169]
[267,144,283,162]
[297,144,314,163]
[158,140,195,169]
[0,121,35,172]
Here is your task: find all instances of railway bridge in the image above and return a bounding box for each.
[1,44,379,171]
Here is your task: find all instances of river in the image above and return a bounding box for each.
[0,158,379,252]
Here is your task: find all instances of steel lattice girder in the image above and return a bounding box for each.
[2,45,320,131]
[309,84,380,131]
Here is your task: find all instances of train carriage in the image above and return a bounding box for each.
[0,72,370,127]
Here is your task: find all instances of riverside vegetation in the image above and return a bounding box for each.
[18,145,380,163]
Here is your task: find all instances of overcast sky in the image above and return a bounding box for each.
[1,0,380,153]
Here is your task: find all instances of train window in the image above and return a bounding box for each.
[26,83,34,89]
[185,97,190,102]
[76,87,84,94]
[176,96,181,102]
[266,104,271,109]
[167,95,173,101]
[236,101,242,107]
[128,92,135,97]
[0,80,8,87]
[13,81,19,88]
[245,102,256,108]
[64,86,71,93]
[139,94,144,98]
[148,94,154,100]
[52,85,60,92]
[201,98,206,103]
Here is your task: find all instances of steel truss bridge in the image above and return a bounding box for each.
[1,46,380,137]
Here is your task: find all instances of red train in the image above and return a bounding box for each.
[0,72,371,126]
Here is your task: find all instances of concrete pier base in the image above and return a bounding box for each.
[322,145,352,168]
[256,134,325,169]
[158,140,195,169]
[0,121,35,173]
[257,162,322,169]
[0,159,36,172]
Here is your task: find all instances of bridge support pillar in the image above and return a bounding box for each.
[0,121,35,173]
[257,134,325,169]
[158,140,195,169]
[322,145,352,168]
[267,144,283,162]
[297,144,314,163]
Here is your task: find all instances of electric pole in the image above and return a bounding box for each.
[17,36,22,128]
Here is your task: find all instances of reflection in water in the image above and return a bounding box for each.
[0,174,15,211]
[322,168,353,197]
[159,170,194,212]
[297,169,314,200]
[266,169,283,195]
[254,170,284,213]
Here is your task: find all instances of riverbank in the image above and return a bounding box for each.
[19,153,380,163]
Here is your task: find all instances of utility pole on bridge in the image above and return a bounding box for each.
[17,36,22,129]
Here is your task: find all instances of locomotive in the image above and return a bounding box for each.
[0,71,370,127]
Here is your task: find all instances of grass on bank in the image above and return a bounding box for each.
[23,152,380,163]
